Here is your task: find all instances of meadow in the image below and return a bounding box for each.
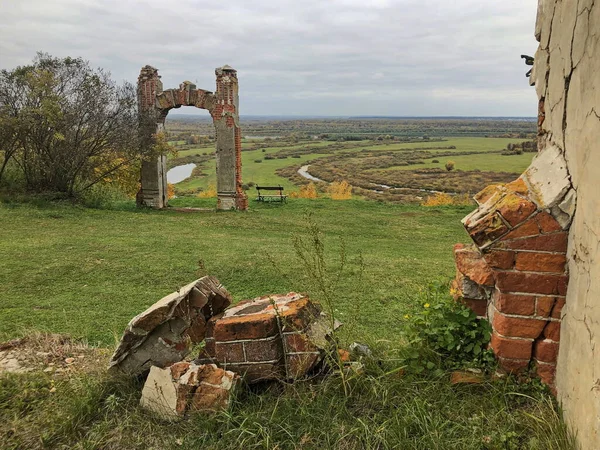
[1,118,576,449]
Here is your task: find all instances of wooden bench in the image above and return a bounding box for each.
[256,185,287,203]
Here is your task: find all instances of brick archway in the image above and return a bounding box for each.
[136,65,247,210]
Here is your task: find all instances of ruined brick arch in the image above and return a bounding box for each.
[136,65,247,210]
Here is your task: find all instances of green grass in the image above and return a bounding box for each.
[0,198,576,449]
[377,152,535,174]
[0,198,471,345]
[357,137,523,152]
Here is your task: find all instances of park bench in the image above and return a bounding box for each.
[256,185,287,203]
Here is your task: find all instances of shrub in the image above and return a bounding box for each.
[196,184,216,198]
[431,159,439,163]
[401,283,494,373]
[422,192,473,207]
[290,182,318,199]
[167,183,176,199]
[327,181,352,200]
[254,159,262,163]
[445,161,455,171]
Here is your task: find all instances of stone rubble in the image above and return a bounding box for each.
[140,362,239,418]
[109,276,232,375]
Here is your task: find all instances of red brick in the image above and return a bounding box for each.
[450,371,485,384]
[505,177,529,196]
[496,194,537,227]
[170,361,191,380]
[244,338,282,362]
[490,332,533,359]
[557,276,568,295]
[473,184,502,205]
[497,357,530,373]
[286,353,320,379]
[484,250,515,269]
[285,333,318,353]
[534,339,559,363]
[213,313,278,341]
[225,362,284,383]
[215,342,245,363]
[543,322,561,341]
[535,211,562,233]
[493,313,546,339]
[515,253,566,273]
[535,362,556,386]
[536,297,556,317]
[503,219,540,240]
[185,314,207,343]
[466,212,510,247]
[461,298,488,317]
[550,298,565,319]
[495,272,568,295]
[500,233,568,252]
[454,246,494,286]
[495,292,536,315]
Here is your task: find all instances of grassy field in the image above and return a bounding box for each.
[0,198,576,449]
[170,137,533,197]
[0,198,472,345]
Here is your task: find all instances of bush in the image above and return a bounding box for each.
[401,283,494,373]
[421,192,473,207]
[196,184,216,198]
[445,161,455,171]
[0,53,142,197]
[254,159,262,163]
[327,181,352,200]
[289,182,318,199]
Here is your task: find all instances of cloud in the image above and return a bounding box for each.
[0,0,539,116]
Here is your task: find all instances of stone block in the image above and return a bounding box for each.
[523,145,570,209]
[534,339,559,363]
[490,332,533,360]
[492,312,547,339]
[454,245,495,286]
[109,276,232,375]
[494,292,536,316]
[140,363,238,419]
[514,252,566,273]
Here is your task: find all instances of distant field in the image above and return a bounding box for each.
[375,152,535,173]
[170,136,534,196]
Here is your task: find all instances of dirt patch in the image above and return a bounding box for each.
[0,333,110,377]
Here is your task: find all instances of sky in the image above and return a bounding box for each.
[0,0,540,117]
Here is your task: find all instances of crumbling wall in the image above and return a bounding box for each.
[452,0,599,446]
[136,65,247,210]
[533,0,600,447]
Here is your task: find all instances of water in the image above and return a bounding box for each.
[167,163,196,184]
[297,165,323,182]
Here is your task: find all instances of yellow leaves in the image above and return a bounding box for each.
[327,180,352,200]
[289,182,318,199]
[197,184,217,198]
[421,192,473,207]
[167,183,176,199]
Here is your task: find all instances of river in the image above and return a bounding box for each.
[167,163,196,184]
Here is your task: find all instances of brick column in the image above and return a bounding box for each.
[136,65,168,209]
[212,66,247,211]
[452,145,575,388]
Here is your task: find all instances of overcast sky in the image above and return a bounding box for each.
[0,0,539,117]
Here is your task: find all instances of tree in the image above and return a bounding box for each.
[0,53,144,196]
[445,161,455,171]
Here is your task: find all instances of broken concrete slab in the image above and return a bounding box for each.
[523,145,571,210]
[109,276,232,375]
[198,293,339,383]
[140,362,238,419]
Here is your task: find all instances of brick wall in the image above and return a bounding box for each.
[453,146,574,388]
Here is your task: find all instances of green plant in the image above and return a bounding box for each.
[401,282,494,374]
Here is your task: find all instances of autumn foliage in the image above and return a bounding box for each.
[327,181,352,200]
[289,182,318,199]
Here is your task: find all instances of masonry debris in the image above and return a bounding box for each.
[110,278,341,415]
[140,362,239,419]
[451,134,575,388]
